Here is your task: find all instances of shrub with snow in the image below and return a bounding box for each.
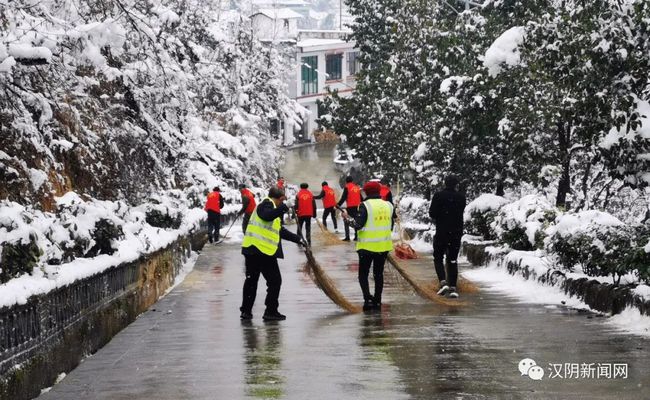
[492,194,558,250]
[464,193,509,240]
[546,210,650,284]
[398,195,431,226]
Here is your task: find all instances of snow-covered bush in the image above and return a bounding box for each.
[464,194,509,240]
[492,195,558,250]
[0,191,205,285]
[398,196,431,225]
[546,211,650,284]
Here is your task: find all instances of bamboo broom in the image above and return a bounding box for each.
[316,219,345,245]
[386,253,469,307]
[302,245,361,313]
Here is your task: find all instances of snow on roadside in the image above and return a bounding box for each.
[163,251,199,297]
[463,264,586,308]
[464,264,650,337]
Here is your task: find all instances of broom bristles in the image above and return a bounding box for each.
[386,253,469,307]
[304,248,361,313]
[315,220,345,245]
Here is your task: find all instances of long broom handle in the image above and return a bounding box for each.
[221,213,240,238]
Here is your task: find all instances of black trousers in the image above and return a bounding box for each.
[207,210,221,242]
[241,254,282,314]
[343,206,359,239]
[322,207,338,230]
[358,251,388,303]
[433,231,463,287]
[242,213,251,233]
[296,216,312,244]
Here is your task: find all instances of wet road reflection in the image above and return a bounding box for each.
[40,144,650,399]
[242,322,285,399]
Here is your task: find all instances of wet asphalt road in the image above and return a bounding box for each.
[40,231,649,400]
[40,144,649,399]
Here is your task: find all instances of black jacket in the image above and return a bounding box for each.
[429,188,466,234]
[241,198,301,259]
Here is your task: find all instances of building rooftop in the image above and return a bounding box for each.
[251,8,304,20]
[297,38,355,51]
[252,0,308,5]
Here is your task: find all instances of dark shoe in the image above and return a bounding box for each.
[263,311,286,321]
[208,236,213,243]
[240,311,253,320]
[362,299,374,311]
[342,237,351,242]
[447,287,459,299]
[372,298,382,310]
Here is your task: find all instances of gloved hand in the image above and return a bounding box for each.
[299,237,309,249]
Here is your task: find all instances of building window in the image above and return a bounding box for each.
[301,56,318,95]
[325,53,342,81]
[347,51,360,76]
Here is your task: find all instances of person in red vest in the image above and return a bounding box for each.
[277,176,285,190]
[238,183,257,233]
[315,181,338,232]
[204,186,224,243]
[295,183,317,245]
[380,177,393,204]
[337,176,363,241]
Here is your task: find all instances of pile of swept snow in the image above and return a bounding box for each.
[0,191,210,308]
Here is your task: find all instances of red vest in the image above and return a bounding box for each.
[380,185,391,201]
[322,185,336,208]
[297,189,315,217]
[346,183,361,207]
[277,179,285,189]
[205,191,221,212]
[241,189,256,215]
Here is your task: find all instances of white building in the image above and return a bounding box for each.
[282,30,358,145]
[250,8,303,40]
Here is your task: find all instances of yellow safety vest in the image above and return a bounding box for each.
[242,198,281,256]
[356,199,393,253]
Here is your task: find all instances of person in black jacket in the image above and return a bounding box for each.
[240,187,305,321]
[429,175,466,298]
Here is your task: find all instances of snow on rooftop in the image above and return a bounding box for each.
[297,38,347,48]
[252,0,307,5]
[252,8,304,20]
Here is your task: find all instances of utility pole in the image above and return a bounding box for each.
[339,0,342,30]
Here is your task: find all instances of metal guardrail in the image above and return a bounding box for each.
[0,260,142,376]
[0,212,238,377]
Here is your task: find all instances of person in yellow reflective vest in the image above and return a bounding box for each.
[342,181,394,311]
[240,187,305,321]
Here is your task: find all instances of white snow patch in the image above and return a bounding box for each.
[463,264,585,307]
[484,26,526,77]
[8,44,53,61]
[605,308,650,337]
[464,193,508,221]
[29,168,48,190]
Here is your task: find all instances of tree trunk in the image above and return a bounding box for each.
[556,123,571,209]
